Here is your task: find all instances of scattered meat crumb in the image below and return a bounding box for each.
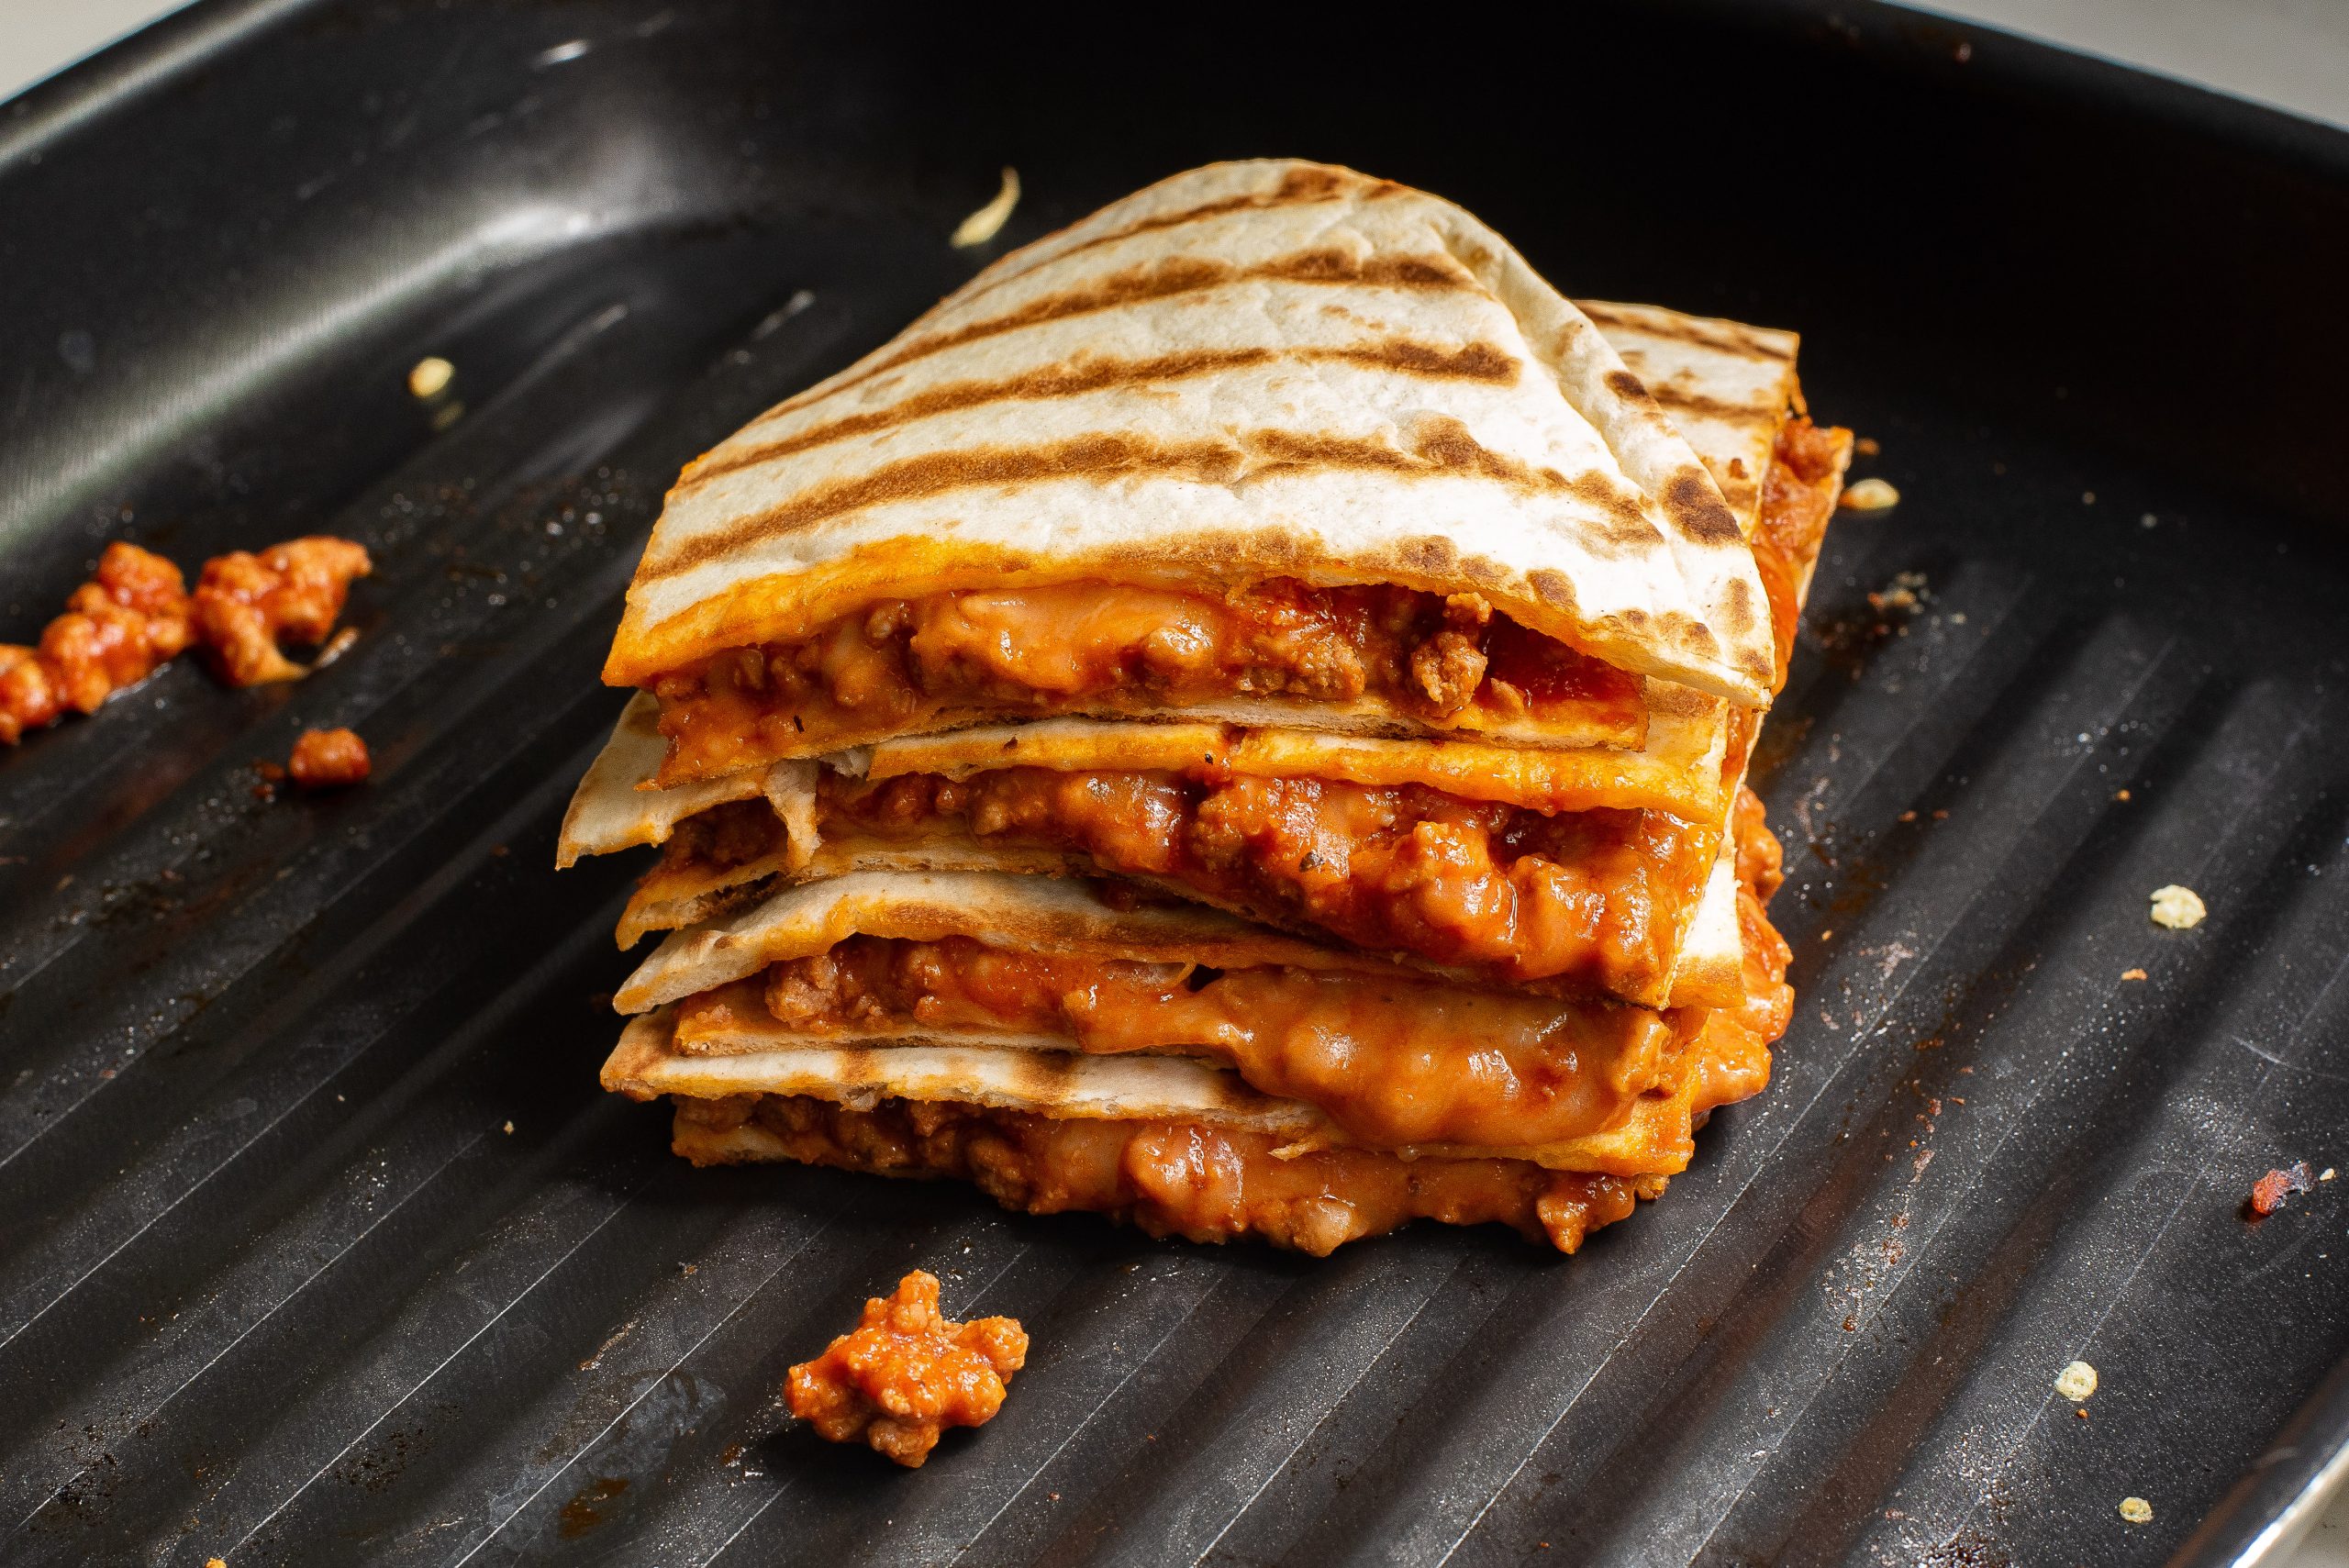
[785,1270,1027,1467]
[2121,968,2147,981]
[288,728,371,789]
[2054,1361,2098,1401]
[1840,477,1901,511]
[1898,809,1918,822]
[194,537,372,685]
[2119,1496,2152,1524]
[2249,1162,2315,1218]
[2148,884,2205,929]
[0,542,193,745]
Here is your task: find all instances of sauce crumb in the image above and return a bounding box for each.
[786,1270,1026,1467]
[0,542,193,744]
[194,537,371,686]
[288,728,371,789]
[2249,1162,2314,1218]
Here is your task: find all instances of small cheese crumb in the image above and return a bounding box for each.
[951,168,1021,248]
[503,1120,515,1135]
[2115,788,2132,801]
[2321,1168,2336,1182]
[2149,885,2206,929]
[1839,477,1901,511]
[2055,1361,2098,1401]
[2121,968,2147,981]
[2119,1496,2153,1524]
[406,356,454,398]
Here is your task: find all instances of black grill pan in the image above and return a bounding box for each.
[3,3,2346,1563]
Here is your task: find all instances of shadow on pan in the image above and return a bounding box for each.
[0,2,2344,1563]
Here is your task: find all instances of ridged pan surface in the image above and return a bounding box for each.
[2,3,2345,1564]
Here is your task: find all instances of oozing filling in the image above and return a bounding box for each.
[673,1092,1658,1256]
[647,579,1646,784]
[655,771,1717,996]
[651,782,1796,1255]
[673,934,1678,1150]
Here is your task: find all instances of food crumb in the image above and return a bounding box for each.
[2121,968,2147,981]
[785,1270,1026,1467]
[2149,884,2205,929]
[2321,1168,2337,1182]
[407,356,455,398]
[2249,1162,2315,1218]
[194,536,372,686]
[288,727,370,789]
[1898,809,1917,822]
[951,167,1021,248]
[2055,1361,2098,1401]
[2119,1496,2153,1524]
[1854,436,1881,456]
[502,1120,515,1135]
[1840,477,1900,511]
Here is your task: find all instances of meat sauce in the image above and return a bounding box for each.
[662,799,1792,1253]
[192,537,373,686]
[0,536,373,746]
[674,934,1678,1150]
[647,578,1645,784]
[785,1269,1028,1468]
[646,772,1715,997]
[676,1092,1656,1256]
[0,543,194,744]
[288,727,372,789]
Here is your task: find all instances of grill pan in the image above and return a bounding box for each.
[3,3,2347,1562]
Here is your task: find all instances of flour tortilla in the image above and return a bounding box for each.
[606,160,1776,709]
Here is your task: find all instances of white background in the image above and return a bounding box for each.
[1,1,2343,1562]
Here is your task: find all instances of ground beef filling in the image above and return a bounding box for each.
[824,769,1714,995]
[662,801,1792,1254]
[674,934,1677,1150]
[785,1269,1027,1468]
[1755,417,1851,684]
[647,578,1646,784]
[675,1093,1657,1256]
[645,772,1716,996]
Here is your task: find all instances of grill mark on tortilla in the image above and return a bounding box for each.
[949,164,1392,310]
[684,339,1522,493]
[1577,300,1795,363]
[1662,468,1743,545]
[645,416,1658,582]
[1640,383,1778,424]
[764,247,1482,420]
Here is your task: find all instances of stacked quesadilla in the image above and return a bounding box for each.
[564,160,1850,1255]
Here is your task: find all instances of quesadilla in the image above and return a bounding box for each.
[565,159,1849,1253]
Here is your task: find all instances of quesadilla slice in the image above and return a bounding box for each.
[607,160,1783,795]
[567,157,1851,1257]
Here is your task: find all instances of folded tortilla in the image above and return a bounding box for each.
[606,161,1780,768]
